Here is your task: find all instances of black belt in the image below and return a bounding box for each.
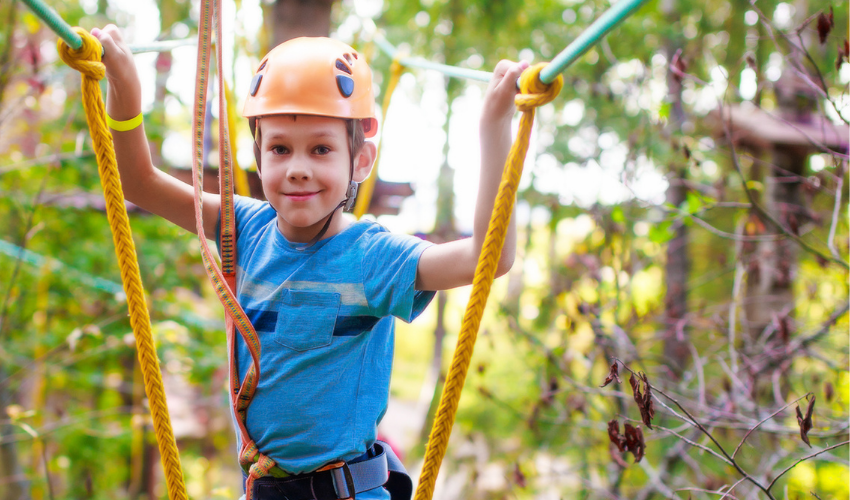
[247,442,412,500]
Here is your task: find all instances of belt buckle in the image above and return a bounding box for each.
[320,461,355,500]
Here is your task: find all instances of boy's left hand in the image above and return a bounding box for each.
[480,60,530,127]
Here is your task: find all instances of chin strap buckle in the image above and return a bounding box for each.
[343,181,358,212]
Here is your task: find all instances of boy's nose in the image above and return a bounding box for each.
[287,163,312,181]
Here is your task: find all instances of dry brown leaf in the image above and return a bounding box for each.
[817,8,834,44]
[796,395,815,447]
[624,423,646,463]
[601,362,621,387]
[629,372,655,429]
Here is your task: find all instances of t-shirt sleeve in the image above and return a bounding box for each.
[361,230,435,323]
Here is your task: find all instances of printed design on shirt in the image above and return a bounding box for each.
[246,308,381,337]
[239,274,369,307]
[239,274,379,338]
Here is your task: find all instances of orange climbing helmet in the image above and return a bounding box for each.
[243,37,378,137]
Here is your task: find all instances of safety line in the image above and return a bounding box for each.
[371,32,491,83]
[539,0,649,84]
[56,28,188,500]
[0,238,124,295]
[370,0,649,85]
[20,0,194,54]
[0,238,222,329]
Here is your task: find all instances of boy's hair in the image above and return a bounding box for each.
[346,119,366,157]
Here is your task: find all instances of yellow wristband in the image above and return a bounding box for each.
[106,112,143,132]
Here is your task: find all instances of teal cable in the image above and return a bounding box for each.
[0,239,220,329]
[539,0,650,84]
[372,0,649,85]
[20,0,195,54]
[21,0,82,51]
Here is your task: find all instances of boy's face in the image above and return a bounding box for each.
[257,114,356,243]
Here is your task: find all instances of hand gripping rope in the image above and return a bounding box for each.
[414,64,563,500]
[56,29,188,500]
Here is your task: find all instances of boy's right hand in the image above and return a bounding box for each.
[90,25,142,120]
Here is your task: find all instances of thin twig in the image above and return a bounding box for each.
[687,341,706,408]
[728,262,746,375]
[766,441,850,491]
[676,487,742,500]
[732,393,813,459]
[788,303,850,352]
[662,205,783,242]
[653,424,732,464]
[719,477,749,500]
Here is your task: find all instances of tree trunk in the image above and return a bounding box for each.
[744,144,807,342]
[662,39,690,378]
[270,0,335,46]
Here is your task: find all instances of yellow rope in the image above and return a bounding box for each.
[353,59,405,219]
[57,28,188,500]
[414,63,562,500]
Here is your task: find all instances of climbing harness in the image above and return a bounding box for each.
[55,27,188,500]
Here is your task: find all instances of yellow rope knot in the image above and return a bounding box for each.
[515,62,563,112]
[57,28,104,81]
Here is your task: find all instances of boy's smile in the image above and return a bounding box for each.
[257,114,372,243]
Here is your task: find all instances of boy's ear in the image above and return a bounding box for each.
[352,141,377,183]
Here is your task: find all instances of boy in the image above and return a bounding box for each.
[92,26,524,500]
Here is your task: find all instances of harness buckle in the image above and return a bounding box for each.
[323,461,356,500]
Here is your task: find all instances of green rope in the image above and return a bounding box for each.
[0,239,220,329]
[20,0,195,54]
[21,0,82,51]
[539,0,649,84]
[372,0,649,85]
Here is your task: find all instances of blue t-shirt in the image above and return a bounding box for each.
[222,195,434,497]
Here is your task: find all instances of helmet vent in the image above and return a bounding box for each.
[335,59,352,74]
[336,75,354,98]
[249,74,263,96]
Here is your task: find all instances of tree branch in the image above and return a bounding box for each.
[732,393,813,459]
[614,359,776,499]
[767,441,850,491]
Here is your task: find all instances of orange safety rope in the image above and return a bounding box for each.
[189,1,277,498]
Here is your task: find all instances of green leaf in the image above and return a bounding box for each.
[648,221,674,244]
[611,206,625,223]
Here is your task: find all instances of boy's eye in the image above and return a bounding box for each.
[314,145,331,155]
[271,145,288,155]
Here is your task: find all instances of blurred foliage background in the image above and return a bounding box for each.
[0,0,847,498]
